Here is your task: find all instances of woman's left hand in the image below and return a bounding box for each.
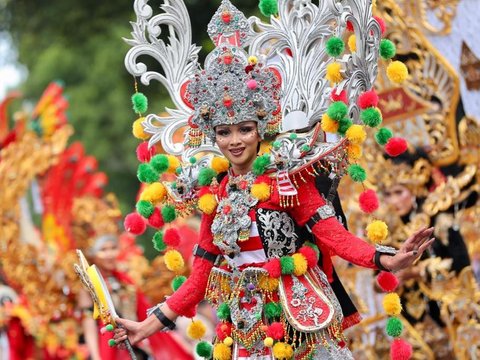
[382,226,435,272]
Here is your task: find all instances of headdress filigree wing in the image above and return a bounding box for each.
[249,0,380,132]
[124,0,204,157]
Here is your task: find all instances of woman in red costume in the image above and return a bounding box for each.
[112,0,435,358]
[78,234,193,360]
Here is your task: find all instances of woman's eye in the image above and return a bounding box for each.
[216,129,230,136]
[240,127,254,133]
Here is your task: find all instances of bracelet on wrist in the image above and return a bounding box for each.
[149,305,176,330]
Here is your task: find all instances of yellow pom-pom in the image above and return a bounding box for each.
[223,337,233,347]
[213,342,232,360]
[187,320,206,340]
[167,155,180,174]
[346,124,367,145]
[383,292,402,316]
[321,113,339,133]
[198,193,217,215]
[259,141,272,156]
[292,253,308,276]
[272,342,294,360]
[258,275,279,292]
[132,117,150,140]
[326,62,343,84]
[248,56,258,65]
[140,182,167,203]
[164,250,185,272]
[264,337,274,348]
[347,143,362,160]
[366,220,389,243]
[387,61,408,84]
[348,34,356,52]
[211,157,230,173]
[251,183,271,202]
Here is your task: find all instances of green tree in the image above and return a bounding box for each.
[3,0,263,254]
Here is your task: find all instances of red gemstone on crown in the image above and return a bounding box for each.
[222,11,232,24]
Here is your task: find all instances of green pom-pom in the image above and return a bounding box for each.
[152,231,166,252]
[258,0,278,17]
[252,154,271,175]
[189,156,197,164]
[348,164,367,182]
[379,39,396,60]
[326,36,345,57]
[150,154,169,174]
[264,302,282,320]
[327,101,348,121]
[106,324,114,332]
[272,140,281,150]
[360,108,382,127]
[132,92,148,114]
[196,341,213,358]
[289,133,298,140]
[217,303,231,320]
[176,167,182,175]
[375,127,393,145]
[198,167,218,186]
[136,200,155,218]
[301,144,311,152]
[338,118,353,136]
[280,256,295,275]
[161,205,176,223]
[137,163,159,184]
[386,317,403,337]
[108,339,116,348]
[172,275,187,291]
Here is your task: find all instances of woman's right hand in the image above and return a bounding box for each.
[113,314,166,349]
[113,318,146,348]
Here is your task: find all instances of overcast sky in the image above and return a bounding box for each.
[0,32,26,99]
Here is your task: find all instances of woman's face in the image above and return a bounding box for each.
[215,121,261,174]
[384,184,415,217]
[92,240,119,273]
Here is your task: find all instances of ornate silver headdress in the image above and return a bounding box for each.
[124,0,380,162]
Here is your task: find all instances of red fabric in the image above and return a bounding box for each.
[166,213,220,317]
[98,271,193,360]
[167,174,377,316]
[7,317,36,360]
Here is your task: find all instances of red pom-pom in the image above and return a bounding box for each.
[377,271,399,292]
[346,21,354,32]
[164,228,181,247]
[331,88,348,104]
[124,212,146,235]
[390,338,413,360]
[148,207,164,229]
[359,189,379,214]
[358,90,379,109]
[136,142,156,163]
[263,258,282,278]
[298,246,318,268]
[215,322,232,341]
[267,322,285,340]
[385,137,408,157]
[374,16,386,35]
